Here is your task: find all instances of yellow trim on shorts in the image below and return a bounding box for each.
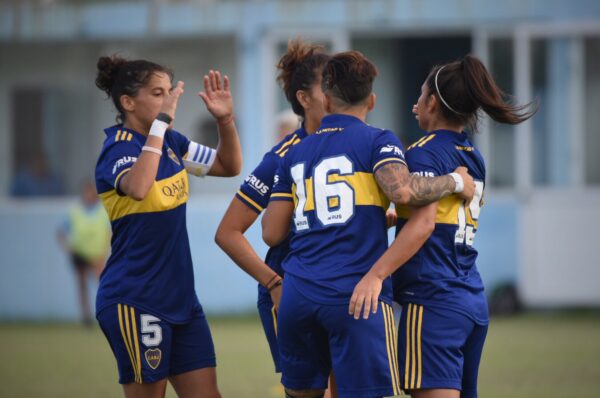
[403,303,424,391]
[271,305,278,337]
[382,302,401,395]
[118,304,140,383]
[404,304,412,389]
[130,306,143,384]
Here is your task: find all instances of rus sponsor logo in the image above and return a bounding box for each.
[244,174,270,195]
[112,156,137,174]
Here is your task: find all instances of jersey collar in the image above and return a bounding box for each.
[317,114,364,133]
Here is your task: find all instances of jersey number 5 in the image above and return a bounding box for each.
[140,314,162,347]
[291,155,355,231]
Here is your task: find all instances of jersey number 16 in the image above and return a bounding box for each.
[291,155,356,231]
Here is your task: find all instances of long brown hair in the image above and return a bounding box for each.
[96,55,173,123]
[276,39,330,118]
[426,54,536,129]
[321,51,378,106]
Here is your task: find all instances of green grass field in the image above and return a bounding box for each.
[2,312,599,397]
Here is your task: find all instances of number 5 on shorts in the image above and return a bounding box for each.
[141,314,162,347]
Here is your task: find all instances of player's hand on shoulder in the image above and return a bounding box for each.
[454,166,475,203]
[349,272,383,320]
[160,80,184,122]
[198,70,233,123]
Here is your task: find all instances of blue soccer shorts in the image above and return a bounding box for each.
[257,293,281,373]
[97,303,216,384]
[277,278,401,398]
[398,303,488,398]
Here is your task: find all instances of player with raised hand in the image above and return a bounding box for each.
[262,51,474,398]
[214,39,332,383]
[94,55,241,398]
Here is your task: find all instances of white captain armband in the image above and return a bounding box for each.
[184,141,216,177]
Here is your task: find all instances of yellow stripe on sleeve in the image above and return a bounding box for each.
[416,305,424,389]
[118,304,139,384]
[271,192,293,199]
[237,190,264,212]
[130,307,143,384]
[127,133,133,141]
[116,130,122,142]
[373,157,406,172]
[113,168,131,191]
[404,304,412,389]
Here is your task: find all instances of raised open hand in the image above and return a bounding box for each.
[198,70,233,122]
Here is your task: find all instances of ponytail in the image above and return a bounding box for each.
[426,54,537,130]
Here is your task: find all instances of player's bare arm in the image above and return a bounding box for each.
[215,198,283,308]
[262,200,294,247]
[374,162,475,206]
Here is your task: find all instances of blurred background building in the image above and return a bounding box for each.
[0,0,599,320]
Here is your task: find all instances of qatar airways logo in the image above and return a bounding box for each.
[244,174,270,195]
[161,177,187,200]
[112,156,137,174]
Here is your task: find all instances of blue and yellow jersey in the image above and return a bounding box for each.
[236,127,307,303]
[270,114,406,305]
[95,125,209,323]
[392,130,488,325]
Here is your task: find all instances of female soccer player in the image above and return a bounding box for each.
[262,51,475,398]
[214,39,336,393]
[351,55,535,398]
[94,55,241,398]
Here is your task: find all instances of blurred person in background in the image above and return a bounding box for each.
[11,151,65,197]
[350,54,536,398]
[94,55,241,398]
[275,109,300,142]
[262,51,474,398]
[214,39,339,397]
[57,178,110,327]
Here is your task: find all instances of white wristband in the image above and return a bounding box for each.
[149,119,169,138]
[142,146,162,156]
[449,172,464,193]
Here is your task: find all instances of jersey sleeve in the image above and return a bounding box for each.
[405,146,445,177]
[168,130,191,157]
[96,140,141,196]
[169,130,216,177]
[236,152,280,213]
[269,155,294,203]
[371,130,407,173]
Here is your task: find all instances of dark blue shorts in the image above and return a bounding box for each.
[97,303,216,384]
[277,278,401,398]
[398,303,488,397]
[257,296,281,373]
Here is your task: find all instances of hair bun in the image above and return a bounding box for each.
[95,55,127,95]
